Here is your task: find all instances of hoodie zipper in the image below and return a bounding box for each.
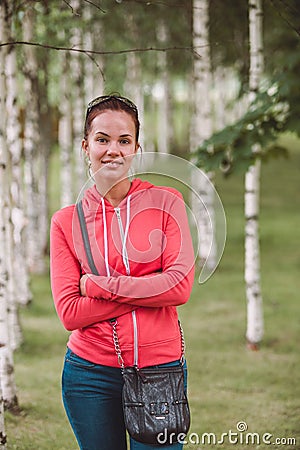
[115,207,130,275]
[114,205,139,367]
[132,310,138,367]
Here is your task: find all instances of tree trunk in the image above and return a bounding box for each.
[124,14,145,151]
[70,0,87,194]
[0,381,6,448]
[191,0,217,270]
[0,6,9,443]
[5,51,23,351]
[23,5,46,273]
[156,21,171,154]
[83,3,104,104]
[0,1,19,413]
[58,49,74,207]
[125,52,144,145]
[37,2,53,258]
[245,0,264,348]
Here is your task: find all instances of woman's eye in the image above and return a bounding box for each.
[97,138,107,143]
[120,139,130,145]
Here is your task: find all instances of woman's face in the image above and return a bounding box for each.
[82,109,139,186]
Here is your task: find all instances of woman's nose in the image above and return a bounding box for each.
[106,141,120,155]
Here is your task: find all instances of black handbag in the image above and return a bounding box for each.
[111,317,190,445]
[76,200,191,445]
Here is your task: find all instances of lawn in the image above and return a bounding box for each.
[5,134,300,449]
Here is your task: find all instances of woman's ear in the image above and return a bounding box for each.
[82,139,89,157]
[135,142,141,154]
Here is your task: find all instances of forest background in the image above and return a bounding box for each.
[0,0,299,449]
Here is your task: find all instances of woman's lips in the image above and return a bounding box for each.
[101,160,123,166]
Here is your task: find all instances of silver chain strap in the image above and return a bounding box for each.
[111,319,186,368]
[111,319,125,368]
[178,320,186,365]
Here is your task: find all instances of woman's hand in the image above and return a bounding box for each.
[80,274,89,296]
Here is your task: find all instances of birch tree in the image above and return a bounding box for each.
[124,14,145,149]
[0,382,6,448]
[245,0,264,349]
[23,4,46,273]
[190,0,217,270]
[0,5,9,444]
[156,21,171,154]
[0,0,19,413]
[58,47,73,207]
[5,10,32,350]
[70,0,86,194]
[83,3,104,104]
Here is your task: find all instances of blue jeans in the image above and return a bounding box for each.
[62,348,188,450]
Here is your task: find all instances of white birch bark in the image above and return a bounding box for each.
[70,0,87,193]
[245,0,264,347]
[0,380,6,448]
[156,21,171,154]
[34,4,50,263]
[0,6,9,442]
[0,287,19,412]
[191,0,216,269]
[125,52,145,150]
[0,2,19,412]
[83,4,95,103]
[4,50,23,350]
[6,37,31,311]
[38,145,49,259]
[23,5,46,273]
[83,4,104,103]
[58,49,73,207]
[0,178,11,411]
[91,12,105,98]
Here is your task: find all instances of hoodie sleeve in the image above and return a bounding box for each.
[50,213,136,331]
[85,191,195,307]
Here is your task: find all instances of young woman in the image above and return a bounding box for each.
[50,95,195,450]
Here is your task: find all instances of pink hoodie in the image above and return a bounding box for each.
[50,178,195,368]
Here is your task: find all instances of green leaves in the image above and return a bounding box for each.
[193,67,298,176]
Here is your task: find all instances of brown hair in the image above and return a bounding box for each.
[84,94,140,142]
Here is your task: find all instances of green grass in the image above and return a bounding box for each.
[6,134,300,449]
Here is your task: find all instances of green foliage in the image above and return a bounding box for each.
[194,42,300,175]
[4,0,300,171]
[194,87,289,175]
[194,0,300,175]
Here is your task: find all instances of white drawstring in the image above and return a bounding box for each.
[101,196,131,277]
[122,195,131,275]
[101,197,111,277]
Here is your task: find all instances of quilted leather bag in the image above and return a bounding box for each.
[122,364,190,445]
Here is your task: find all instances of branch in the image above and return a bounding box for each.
[86,51,105,81]
[116,0,208,9]
[82,0,106,13]
[62,0,106,14]
[268,0,300,37]
[0,40,205,57]
[62,0,81,15]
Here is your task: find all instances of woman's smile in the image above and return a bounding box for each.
[101,158,123,166]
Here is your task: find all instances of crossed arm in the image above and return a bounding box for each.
[50,194,195,331]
